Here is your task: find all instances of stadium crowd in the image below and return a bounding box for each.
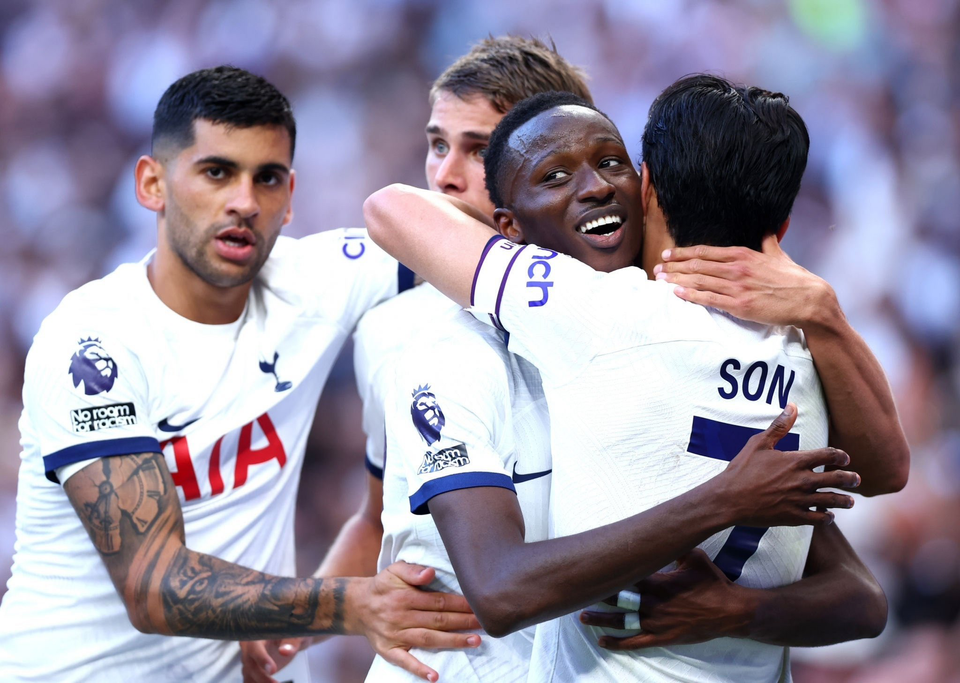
[0,0,957,680]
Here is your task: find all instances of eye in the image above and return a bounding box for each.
[432,139,449,155]
[476,146,488,159]
[544,169,570,182]
[205,166,227,180]
[599,157,623,169]
[257,171,281,186]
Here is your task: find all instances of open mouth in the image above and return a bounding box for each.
[577,214,623,236]
[216,227,256,247]
[213,227,257,263]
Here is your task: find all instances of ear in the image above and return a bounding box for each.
[494,208,524,244]
[775,216,790,242]
[640,162,657,214]
[282,169,296,227]
[135,155,165,213]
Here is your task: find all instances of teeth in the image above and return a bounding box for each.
[578,215,623,234]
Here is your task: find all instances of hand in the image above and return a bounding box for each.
[353,561,482,682]
[241,637,310,683]
[580,549,751,650]
[654,234,839,329]
[715,404,860,527]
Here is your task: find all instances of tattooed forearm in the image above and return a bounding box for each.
[159,550,350,640]
[65,452,357,640]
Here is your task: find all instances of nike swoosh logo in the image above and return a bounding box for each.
[158,417,201,433]
[512,462,552,484]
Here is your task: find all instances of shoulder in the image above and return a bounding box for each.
[262,229,390,279]
[396,311,512,399]
[31,262,145,351]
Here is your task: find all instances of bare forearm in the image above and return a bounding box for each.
[805,300,909,495]
[447,479,733,636]
[744,525,887,645]
[315,512,382,578]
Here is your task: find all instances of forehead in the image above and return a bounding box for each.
[176,119,292,166]
[509,105,623,165]
[427,91,503,136]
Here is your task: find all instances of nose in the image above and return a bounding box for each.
[434,151,466,194]
[225,176,260,219]
[576,166,616,205]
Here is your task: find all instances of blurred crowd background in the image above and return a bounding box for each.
[0,0,958,680]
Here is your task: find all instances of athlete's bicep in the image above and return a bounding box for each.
[63,452,185,629]
[429,486,526,609]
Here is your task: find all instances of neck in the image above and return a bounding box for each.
[640,213,675,278]
[148,246,250,325]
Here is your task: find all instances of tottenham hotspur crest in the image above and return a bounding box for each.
[410,384,445,445]
[68,337,118,396]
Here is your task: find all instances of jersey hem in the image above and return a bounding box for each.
[43,436,163,484]
[365,454,384,480]
[409,472,515,515]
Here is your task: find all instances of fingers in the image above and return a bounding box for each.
[655,259,739,282]
[276,637,304,657]
[240,641,278,683]
[404,589,477,616]
[598,632,669,651]
[580,611,636,630]
[399,609,482,632]
[807,491,855,510]
[815,469,861,490]
[397,629,481,651]
[383,648,440,683]
[387,561,435,586]
[751,404,797,449]
[657,272,740,298]
[805,509,836,526]
[661,245,750,264]
[800,446,850,470]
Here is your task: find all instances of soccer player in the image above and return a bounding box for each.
[363,80,907,682]
[240,36,595,683]
[0,66,482,683]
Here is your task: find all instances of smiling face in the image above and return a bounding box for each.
[425,91,503,217]
[496,106,643,273]
[158,119,294,288]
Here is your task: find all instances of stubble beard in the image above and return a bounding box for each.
[164,198,267,289]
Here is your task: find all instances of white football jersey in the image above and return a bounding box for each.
[471,237,829,683]
[366,307,552,683]
[353,283,458,479]
[0,229,407,683]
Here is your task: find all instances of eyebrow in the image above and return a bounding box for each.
[425,125,490,142]
[194,156,290,175]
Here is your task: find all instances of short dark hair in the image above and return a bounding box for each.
[430,36,593,114]
[641,74,809,251]
[484,91,608,209]
[152,65,297,159]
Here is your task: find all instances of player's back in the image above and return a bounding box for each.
[472,241,828,683]
[369,307,551,683]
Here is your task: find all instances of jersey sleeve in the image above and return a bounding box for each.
[385,336,516,515]
[296,228,415,330]
[469,235,612,384]
[23,320,160,484]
